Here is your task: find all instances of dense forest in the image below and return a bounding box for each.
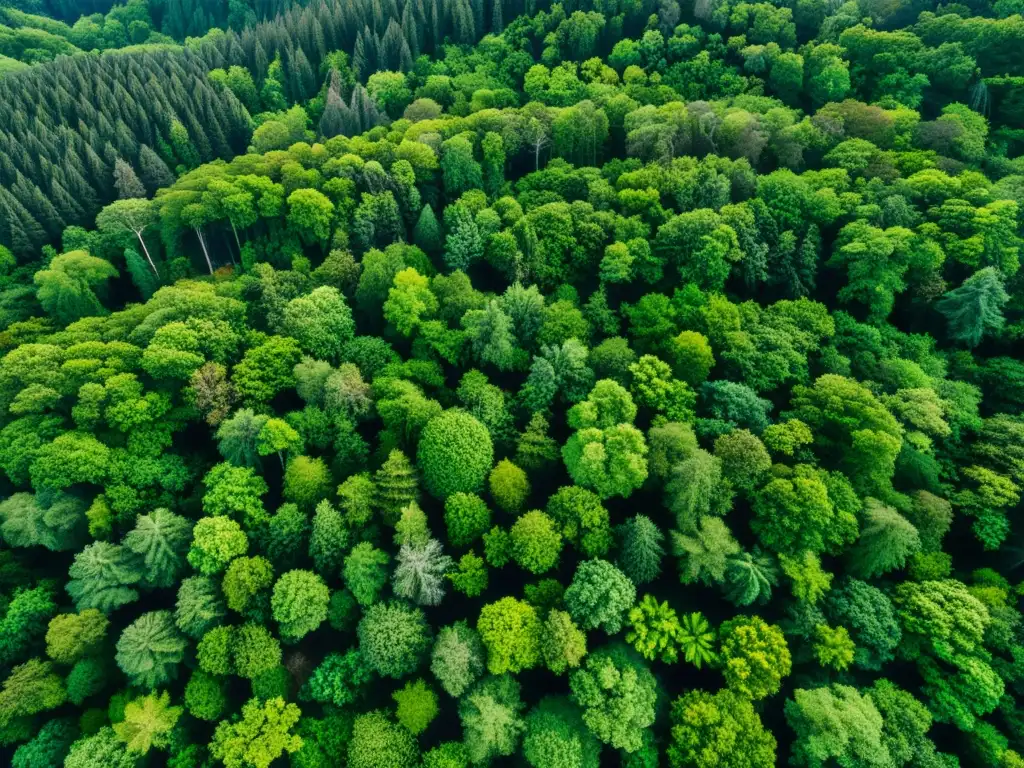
[2,0,1024,766]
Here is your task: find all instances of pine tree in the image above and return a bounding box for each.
[319,82,347,139]
[375,449,420,524]
[936,267,1009,347]
[113,159,146,199]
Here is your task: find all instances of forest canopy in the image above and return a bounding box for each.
[1,0,1024,766]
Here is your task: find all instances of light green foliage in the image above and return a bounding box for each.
[344,542,390,607]
[113,691,182,755]
[175,576,227,640]
[348,711,418,768]
[357,602,431,679]
[210,697,303,768]
[718,616,791,700]
[627,595,682,663]
[523,696,600,768]
[667,689,777,768]
[122,508,191,589]
[848,499,920,578]
[563,423,648,499]
[393,539,453,606]
[477,597,542,675]
[393,679,438,735]
[813,625,856,671]
[448,550,489,597]
[188,516,248,575]
[510,511,563,574]
[678,612,718,669]
[46,609,108,665]
[785,685,890,768]
[444,493,491,549]
[418,409,494,499]
[569,644,657,753]
[489,459,531,513]
[546,486,611,558]
[459,675,525,764]
[271,569,329,643]
[233,623,282,680]
[222,556,274,616]
[672,517,740,586]
[432,621,485,698]
[752,465,858,556]
[539,609,587,675]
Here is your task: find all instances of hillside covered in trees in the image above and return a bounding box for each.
[2,0,1024,766]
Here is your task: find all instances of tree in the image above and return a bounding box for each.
[565,559,636,634]
[122,508,191,589]
[718,615,791,700]
[374,450,421,523]
[301,649,373,707]
[510,511,563,574]
[393,539,453,606]
[46,609,108,665]
[418,409,494,498]
[384,268,437,336]
[672,517,740,586]
[540,609,587,675]
[287,188,335,243]
[678,612,717,669]
[615,515,665,585]
[188,516,248,575]
[751,465,858,556]
[393,679,438,735]
[233,623,282,680]
[445,493,491,549]
[714,430,771,491]
[175,576,226,640]
[848,499,920,578]
[562,423,648,500]
[66,542,140,613]
[569,644,657,753]
[459,675,525,764]
[477,597,542,674]
[546,486,611,558]
[667,689,777,768]
[113,691,182,755]
[785,685,891,768]
[489,460,531,513]
[936,267,1009,347]
[64,727,137,768]
[271,570,329,643]
[282,287,355,362]
[210,697,303,768]
[523,696,601,768]
[826,579,901,671]
[348,711,419,768]
[813,624,855,671]
[432,622,486,698]
[724,550,778,607]
[0,658,66,727]
[115,611,186,688]
[343,542,390,607]
[626,595,683,663]
[358,601,431,679]
[95,199,159,276]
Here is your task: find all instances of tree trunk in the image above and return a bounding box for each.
[195,228,214,274]
[134,229,160,277]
